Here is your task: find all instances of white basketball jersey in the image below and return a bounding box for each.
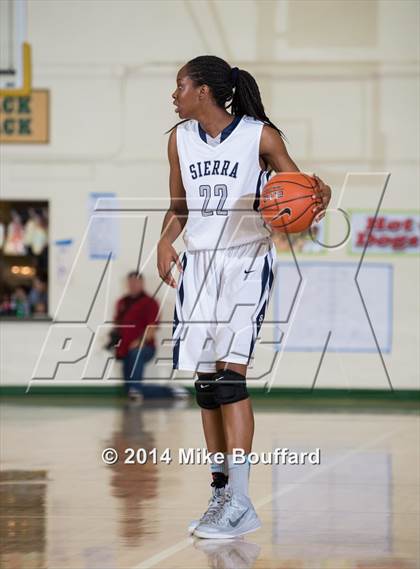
[176,115,271,251]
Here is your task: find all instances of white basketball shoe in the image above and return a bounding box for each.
[194,486,261,539]
[188,486,226,534]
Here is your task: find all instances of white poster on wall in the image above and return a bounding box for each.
[54,238,73,285]
[273,261,393,353]
[88,192,119,260]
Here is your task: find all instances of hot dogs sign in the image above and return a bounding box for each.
[349,211,419,255]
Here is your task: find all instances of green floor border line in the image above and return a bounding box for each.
[1,384,419,403]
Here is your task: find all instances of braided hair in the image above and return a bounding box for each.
[166,55,287,141]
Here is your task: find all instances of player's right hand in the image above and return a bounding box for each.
[157,238,183,288]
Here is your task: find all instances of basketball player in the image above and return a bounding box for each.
[157,56,331,539]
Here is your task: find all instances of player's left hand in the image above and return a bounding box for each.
[311,174,331,223]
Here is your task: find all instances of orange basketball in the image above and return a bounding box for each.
[259,172,321,233]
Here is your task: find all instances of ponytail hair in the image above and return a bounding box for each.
[230,67,288,142]
[166,55,287,142]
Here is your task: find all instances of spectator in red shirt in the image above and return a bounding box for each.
[115,272,159,358]
[114,271,159,400]
[112,271,188,402]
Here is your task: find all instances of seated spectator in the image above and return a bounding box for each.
[28,276,48,315]
[0,293,13,316]
[12,287,30,318]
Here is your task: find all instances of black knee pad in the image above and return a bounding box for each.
[213,369,249,406]
[194,374,220,409]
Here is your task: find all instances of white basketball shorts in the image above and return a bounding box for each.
[172,238,275,373]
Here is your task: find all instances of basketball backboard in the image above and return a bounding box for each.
[0,0,31,96]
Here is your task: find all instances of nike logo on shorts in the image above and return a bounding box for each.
[200,384,210,389]
[244,270,255,274]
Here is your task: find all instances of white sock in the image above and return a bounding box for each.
[227,453,250,497]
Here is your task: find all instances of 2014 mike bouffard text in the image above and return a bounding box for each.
[122,447,321,466]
